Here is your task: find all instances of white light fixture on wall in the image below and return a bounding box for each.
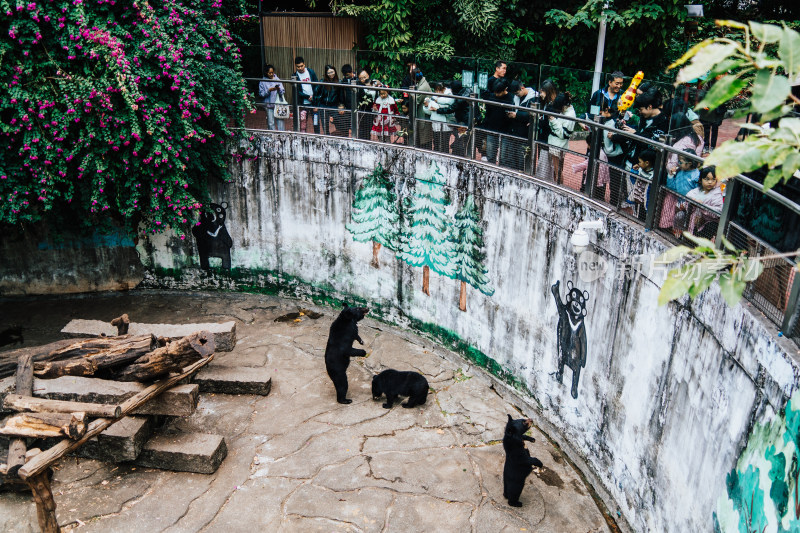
[570,219,604,254]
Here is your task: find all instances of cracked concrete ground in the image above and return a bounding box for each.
[0,291,613,532]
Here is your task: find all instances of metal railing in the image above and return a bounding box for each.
[245,77,800,343]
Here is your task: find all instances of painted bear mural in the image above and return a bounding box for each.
[192,202,233,270]
[551,280,589,399]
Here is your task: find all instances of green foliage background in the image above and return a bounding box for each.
[0,0,253,238]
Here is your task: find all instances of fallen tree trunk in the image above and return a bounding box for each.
[2,394,121,418]
[0,339,89,380]
[19,354,215,481]
[33,334,157,379]
[0,412,86,439]
[115,331,215,382]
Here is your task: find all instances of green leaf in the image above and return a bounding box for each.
[695,75,748,112]
[707,58,747,79]
[737,258,764,282]
[765,167,786,189]
[657,245,693,264]
[720,235,738,253]
[718,272,746,306]
[779,117,800,135]
[677,43,738,83]
[750,69,792,114]
[658,273,692,306]
[780,26,800,78]
[688,273,717,298]
[683,232,719,252]
[781,152,800,180]
[706,143,765,180]
[668,39,714,70]
[750,21,783,43]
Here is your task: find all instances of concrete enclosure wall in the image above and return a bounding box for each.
[5,133,799,531]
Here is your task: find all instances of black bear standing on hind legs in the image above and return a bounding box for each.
[503,414,543,507]
[192,202,232,270]
[324,305,369,404]
[551,280,589,399]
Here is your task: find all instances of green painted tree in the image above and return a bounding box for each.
[346,164,399,268]
[727,465,768,533]
[451,194,494,311]
[398,163,455,295]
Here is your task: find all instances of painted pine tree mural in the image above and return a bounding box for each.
[346,164,399,268]
[398,163,455,295]
[451,195,494,311]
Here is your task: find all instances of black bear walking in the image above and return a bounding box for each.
[371,369,428,408]
[503,414,543,507]
[551,280,589,399]
[324,305,369,404]
[192,202,233,270]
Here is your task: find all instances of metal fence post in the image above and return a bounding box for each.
[409,91,418,148]
[644,135,671,231]
[529,102,540,177]
[291,76,300,132]
[584,119,602,199]
[467,93,477,159]
[350,80,358,139]
[715,175,740,247]
[783,274,800,336]
[526,103,538,175]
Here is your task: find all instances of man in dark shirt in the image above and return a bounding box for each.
[483,79,513,165]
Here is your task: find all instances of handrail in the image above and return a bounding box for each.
[248,77,800,213]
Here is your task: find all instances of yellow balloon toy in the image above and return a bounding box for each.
[616,71,644,112]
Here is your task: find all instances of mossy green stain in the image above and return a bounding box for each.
[146,266,531,395]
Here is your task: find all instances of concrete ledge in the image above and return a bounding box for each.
[193,366,272,396]
[75,416,152,462]
[60,319,237,351]
[135,432,227,474]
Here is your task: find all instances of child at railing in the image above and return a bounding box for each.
[625,149,655,217]
[687,166,724,237]
[371,88,399,143]
[660,149,701,237]
[329,103,350,137]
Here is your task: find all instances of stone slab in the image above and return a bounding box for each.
[193,366,272,396]
[25,376,198,417]
[135,432,227,474]
[61,319,237,351]
[74,416,152,462]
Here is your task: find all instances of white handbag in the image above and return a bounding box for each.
[274,94,290,119]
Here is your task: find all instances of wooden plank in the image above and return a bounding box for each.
[0,412,86,439]
[3,394,121,418]
[7,354,33,477]
[26,472,58,533]
[18,354,214,481]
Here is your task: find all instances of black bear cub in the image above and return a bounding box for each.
[324,305,369,404]
[371,369,428,409]
[503,414,543,507]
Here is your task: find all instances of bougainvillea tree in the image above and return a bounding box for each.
[0,0,253,238]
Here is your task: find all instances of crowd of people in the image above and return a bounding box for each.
[258,57,730,239]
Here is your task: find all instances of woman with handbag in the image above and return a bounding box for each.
[259,64,287,131]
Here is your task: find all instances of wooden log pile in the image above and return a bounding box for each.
[0,314,218,533]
